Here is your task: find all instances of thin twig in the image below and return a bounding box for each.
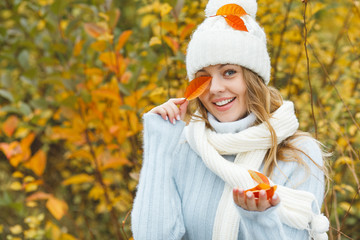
[309,43,360,133]
[272,0,294,85]
[303,1,318,138]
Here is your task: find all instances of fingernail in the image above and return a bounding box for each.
[173,119,176,125]
[246,192,252,198]
[272,193,278,200]
[176,115,181,121]
[166,116,168,121]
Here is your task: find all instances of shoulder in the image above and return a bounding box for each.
[287,133,324,167]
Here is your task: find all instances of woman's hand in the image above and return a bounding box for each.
[149,98,189,124]
[233,188,280,212]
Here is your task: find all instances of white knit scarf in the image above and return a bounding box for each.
[185,101,329,240]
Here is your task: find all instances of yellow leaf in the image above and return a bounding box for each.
[10,181,22,191]
[334,156,353,168]
[84,68,103,76]
[25,182,39,192]
[160,3,172,16]
[141,14,157,28]
[84,23,106,38]
[10,224,22,235]
[116,30,132,51]
[92,89,122,103]
[62,174,94,186]
[38,0,54,6]
[149,36,161,46]
[90,40,108,51]
[0,224,3,234]
[46,196,68,220]
[12,171,24,178]
[59,233,78,240]
[73,40,85,57]
[160,21,177,35]
[88,185,104,200]
[2,115,19,137]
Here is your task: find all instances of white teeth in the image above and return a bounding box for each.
[215,98,234,106]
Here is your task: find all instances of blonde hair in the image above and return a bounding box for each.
[186,67,328,179]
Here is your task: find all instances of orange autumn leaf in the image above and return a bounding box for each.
[180,23,196,41]
[224,15,248,31]
[184,76,212,100]
[248,170,270,185]
[84,23,106,38]
[2,115,19,137]
[24,149,47,176]
[163,35,179,53]
[46,196,68,220]
[116,30,132,51]
[216,4,247,17]
[245,183,277,200]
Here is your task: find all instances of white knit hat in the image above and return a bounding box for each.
[186,0,271,84]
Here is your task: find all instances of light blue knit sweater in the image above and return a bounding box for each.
[131,112,325,240]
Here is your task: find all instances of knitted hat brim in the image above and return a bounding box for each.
[186,30,270,84]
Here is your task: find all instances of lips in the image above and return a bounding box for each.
[213,97,236,107]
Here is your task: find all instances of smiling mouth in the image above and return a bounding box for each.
[214,97,236,107]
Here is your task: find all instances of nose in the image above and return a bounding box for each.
[209,76,225,94]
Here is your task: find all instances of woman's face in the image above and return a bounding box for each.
[196,64,247,122]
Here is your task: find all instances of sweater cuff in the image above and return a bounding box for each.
[236,203,280,222]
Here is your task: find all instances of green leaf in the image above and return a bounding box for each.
[18,50,29,69]
[0,89,14,102]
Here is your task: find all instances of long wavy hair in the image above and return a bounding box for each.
[186,67,328,180]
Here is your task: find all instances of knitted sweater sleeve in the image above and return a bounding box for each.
[131,113,186,240]
[236,137,325,240]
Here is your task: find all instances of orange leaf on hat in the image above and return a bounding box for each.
[184,76,212,100]
[224,15,248,31]
[216,3,247,17]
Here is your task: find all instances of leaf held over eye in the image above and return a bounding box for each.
[248,170,270,185]
[184,76,212,100]
[216,4,247,17]
[224,15,248,31]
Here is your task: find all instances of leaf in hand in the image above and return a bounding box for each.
[248,170,270,185]
[184,76,212,100]
[245,183,277,200]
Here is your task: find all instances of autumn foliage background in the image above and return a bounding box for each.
[0,0,359,239]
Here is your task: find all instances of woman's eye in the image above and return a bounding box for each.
[224,70,236,76]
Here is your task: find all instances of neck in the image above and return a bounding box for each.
[208,112,257,134]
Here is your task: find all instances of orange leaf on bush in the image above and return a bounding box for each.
[216,4,247,17]
[184,76,212,100]
[248,170,270,185]
[224,15,248,31]
[245,183,277,200]
[116,30,132,51]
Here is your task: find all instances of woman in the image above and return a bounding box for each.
[131,0,329,239]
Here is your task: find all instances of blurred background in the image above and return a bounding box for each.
[0,0,359,239]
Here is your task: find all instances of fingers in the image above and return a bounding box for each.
[245,191,257,211]
[233,188,278,212]
[270,193,280,206]
[257,190,270,211]
[148,98,188,123]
